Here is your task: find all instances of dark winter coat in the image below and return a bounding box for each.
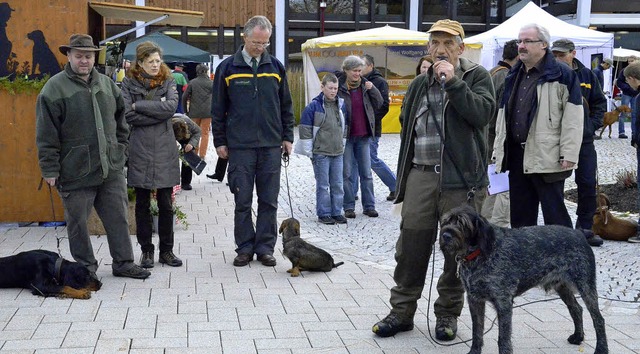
[182,74,213,119]
[337,75,383,137]
[364,68,390,137]
[573,58,606,144]
[121,75,180,189]
[36,64,127,192]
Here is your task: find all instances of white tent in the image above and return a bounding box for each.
[465,2,614,90]
[613,47,640,61]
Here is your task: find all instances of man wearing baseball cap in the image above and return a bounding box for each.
[36,34,151,280]
[372,19,495,340]
[552,38,606,247]
[593,57,613,91]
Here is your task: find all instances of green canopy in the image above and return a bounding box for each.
[123,32,210,63]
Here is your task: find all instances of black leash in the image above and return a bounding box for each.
[38,178,66,256]
[281,152,295,218]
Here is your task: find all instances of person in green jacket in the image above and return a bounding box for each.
[36,34,150,280]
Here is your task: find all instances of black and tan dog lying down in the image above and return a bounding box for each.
[439,206,608,354]
[279,218,344,277]
[0,250,102,299]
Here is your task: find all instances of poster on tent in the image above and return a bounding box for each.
[305,45,428,101]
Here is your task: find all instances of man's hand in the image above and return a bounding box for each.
[282,141,292,156]
[560,160,576,169]
[216,145,228,159]
[44,177,56,186]
[433,59,455,83]
[184,144,194,153]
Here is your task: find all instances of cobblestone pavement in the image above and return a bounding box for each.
[0,122,638,353]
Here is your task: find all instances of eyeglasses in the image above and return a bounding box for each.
[250,41,270,49]
[516,39,543,45]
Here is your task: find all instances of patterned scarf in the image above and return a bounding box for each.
[133,70,164,89]
[347,77,361,91]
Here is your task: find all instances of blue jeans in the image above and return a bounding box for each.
[312,154,344,217]
[620,95,633,134]
[343,136,375,211]
[351,137,397,194]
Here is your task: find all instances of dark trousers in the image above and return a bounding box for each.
[575,142,597,230]
[135,187,174,253]
[59,171,134,272]
[181,162,192,185]
[508,143,572,228]
[389,167,485,320]
[228,147,281,256]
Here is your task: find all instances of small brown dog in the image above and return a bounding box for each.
[279,218,344,277]
[598,105,631,139]
[592,193,637,241]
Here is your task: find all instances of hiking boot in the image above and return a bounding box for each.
[140,251,154,268]
[372,313,414,337]
[332,215,348,224]
[113,264,151,279]
[435,316,458,341]
[318,216,336,225]
[159,251,183,267]
[363,209,379,217]
[386,191,396,201]
[181,184,192,190]
[345,209,356,218]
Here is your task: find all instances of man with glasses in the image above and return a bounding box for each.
[211,16,294,267]
[493,24,584,228]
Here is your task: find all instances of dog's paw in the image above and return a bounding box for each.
[287,268,301,277]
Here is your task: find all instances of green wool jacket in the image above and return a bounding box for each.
[395,57,495,204]
[36,64,128,192]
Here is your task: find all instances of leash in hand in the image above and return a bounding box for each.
[281,152,295,218]
[38,178,67,256]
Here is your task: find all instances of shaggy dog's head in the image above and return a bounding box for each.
[172,117,190,142]
[279,218,301,243]
[439,205,495,259]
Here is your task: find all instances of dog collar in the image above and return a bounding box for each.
[54,257,63,284]
[465,248,481,262]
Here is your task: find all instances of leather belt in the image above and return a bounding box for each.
[412,163,441,173]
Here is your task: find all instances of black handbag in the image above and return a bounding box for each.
[182,150,207,175]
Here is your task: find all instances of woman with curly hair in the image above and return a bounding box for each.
[121,41,182,268]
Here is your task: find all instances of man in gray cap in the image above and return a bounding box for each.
[593,57,613,92]
[36,34,151,280]
[552,38,606,247]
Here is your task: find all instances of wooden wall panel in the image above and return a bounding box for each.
[0,0,91,222]
[103,0,276,29]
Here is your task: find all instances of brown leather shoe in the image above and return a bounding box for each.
[257,254,277,266]
[233,253,253,267]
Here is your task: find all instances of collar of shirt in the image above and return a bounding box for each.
[241,47,260,68]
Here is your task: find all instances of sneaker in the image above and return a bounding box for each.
[587,234,604,247]
[113,264,151,279]
[372,313,414,337]
[619,133,628,139]
[140,251,154,268]
[386,191,396,201]
[181,184,192,190]
[345,209,356,219]
[435,316,458,341]
[628,235,640,243]
[318,216,336,225]
[332,215,348,224]
[159,251,183,267]
[363,209,379,217]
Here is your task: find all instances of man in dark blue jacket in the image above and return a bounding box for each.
[592,57,612,92]
[211,16,294,267]
[552,39,606,246]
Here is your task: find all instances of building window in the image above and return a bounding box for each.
[422,0,484,23]
[289,0,405,22]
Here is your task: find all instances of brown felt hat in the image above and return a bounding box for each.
[427,19,465,40]
[59,34,101,55]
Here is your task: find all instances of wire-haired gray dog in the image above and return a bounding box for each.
[439,205,608,354]
[279,218,344,277]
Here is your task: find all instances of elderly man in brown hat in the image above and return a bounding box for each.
[36,34,151,280]
[372,19,495,339]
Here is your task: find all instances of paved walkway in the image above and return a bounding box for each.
[1,122,639,353]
